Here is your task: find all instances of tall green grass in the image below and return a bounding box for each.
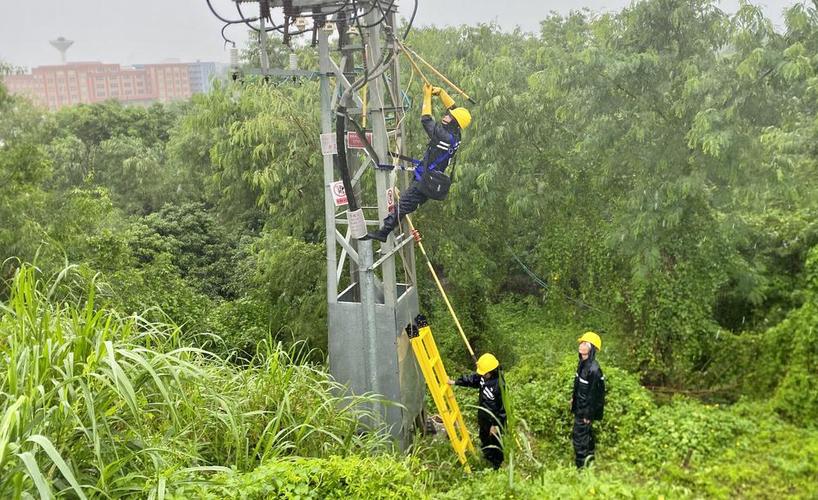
[0,264,390,497]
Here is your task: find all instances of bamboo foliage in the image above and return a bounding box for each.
[0,265,390,497]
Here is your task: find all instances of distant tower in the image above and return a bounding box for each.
[49,37,74,64]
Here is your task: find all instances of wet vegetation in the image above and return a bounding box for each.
[1,0,817,497]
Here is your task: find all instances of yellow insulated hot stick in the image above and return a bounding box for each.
[397,42,431,87]
[397,41,477,105]
[404,215,477,363]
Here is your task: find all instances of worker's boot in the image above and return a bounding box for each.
[359,213,397,242]
[362,226,391,242]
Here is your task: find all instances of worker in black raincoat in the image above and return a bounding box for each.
[571,331,606,468]
[449,353,505,469]
[361,82,471,242]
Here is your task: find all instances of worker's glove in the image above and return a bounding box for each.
[422,83,433,116]
[438,88,456,109]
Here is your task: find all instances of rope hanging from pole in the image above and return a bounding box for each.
[404,214,477,364]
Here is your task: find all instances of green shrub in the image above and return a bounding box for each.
[204,297,270,359]
[661,402,818,498]
[507,354,654,460]
[105,253,213,334]
[615,399,752,467]
[140,202,242,299]
[696,244,818,423]
[248,231,328,356]
[0,265,389,498]
[438,466,691,499]
[733,269,818,424]
[168,455,424,499]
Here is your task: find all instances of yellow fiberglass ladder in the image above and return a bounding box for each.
[407,315,476,472]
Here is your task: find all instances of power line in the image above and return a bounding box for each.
[507,244,609,316]
[402,0,418,40]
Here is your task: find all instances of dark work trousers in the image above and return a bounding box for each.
[380,181,429,233]
[478,418,504,469]
[572,417,595,468]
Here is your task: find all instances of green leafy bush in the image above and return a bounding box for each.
[0,265,389,498]
[204,297,270,360]
[140,202,242,299]
[248,230,327,356]
[508,354,654,460]
[616,399,751,467]
[708,245,818,424]
[168,455,423,499]
[438,466,690,499]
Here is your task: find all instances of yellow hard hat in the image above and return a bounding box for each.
[476,353,499,375]
[577,331,602,351]
[449,107,472,129]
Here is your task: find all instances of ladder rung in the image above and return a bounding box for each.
[410,321,473,472]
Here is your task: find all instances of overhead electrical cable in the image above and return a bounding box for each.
[221,24,236,47]
[206,0,258,24]
[402,0,418,40]
[235,1,285,33]
[357,0,398,28]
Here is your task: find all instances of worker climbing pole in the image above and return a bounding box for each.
[361,44,473,243]
[206,1,488,464]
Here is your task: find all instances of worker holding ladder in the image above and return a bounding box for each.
[361,82,472,242]
[449,353,507,470]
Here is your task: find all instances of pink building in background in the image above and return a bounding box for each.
[2,61,197,110]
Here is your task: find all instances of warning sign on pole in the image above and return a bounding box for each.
[386,187,395,213]
[320,133,337,155]
[330,181,348,207]
[348,208,366,239]
[346,130,373,150]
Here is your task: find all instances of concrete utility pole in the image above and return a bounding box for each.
[217,0,423,447]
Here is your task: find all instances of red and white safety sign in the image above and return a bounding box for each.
[346,131,373,150]
[386,187,395,213]
[331,181,348,206]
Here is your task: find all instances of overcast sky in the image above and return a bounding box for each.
[0,0,799,68]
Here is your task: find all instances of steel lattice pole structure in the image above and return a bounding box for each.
[224,0,424,446]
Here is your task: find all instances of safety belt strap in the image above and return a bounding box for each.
[408,133,459,181]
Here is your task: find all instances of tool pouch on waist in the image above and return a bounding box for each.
[418,169,451,201]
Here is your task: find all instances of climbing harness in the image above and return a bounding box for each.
[378,132,459,201]
[413,132,459,200]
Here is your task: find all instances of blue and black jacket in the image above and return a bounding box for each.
[414,114,461,181]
